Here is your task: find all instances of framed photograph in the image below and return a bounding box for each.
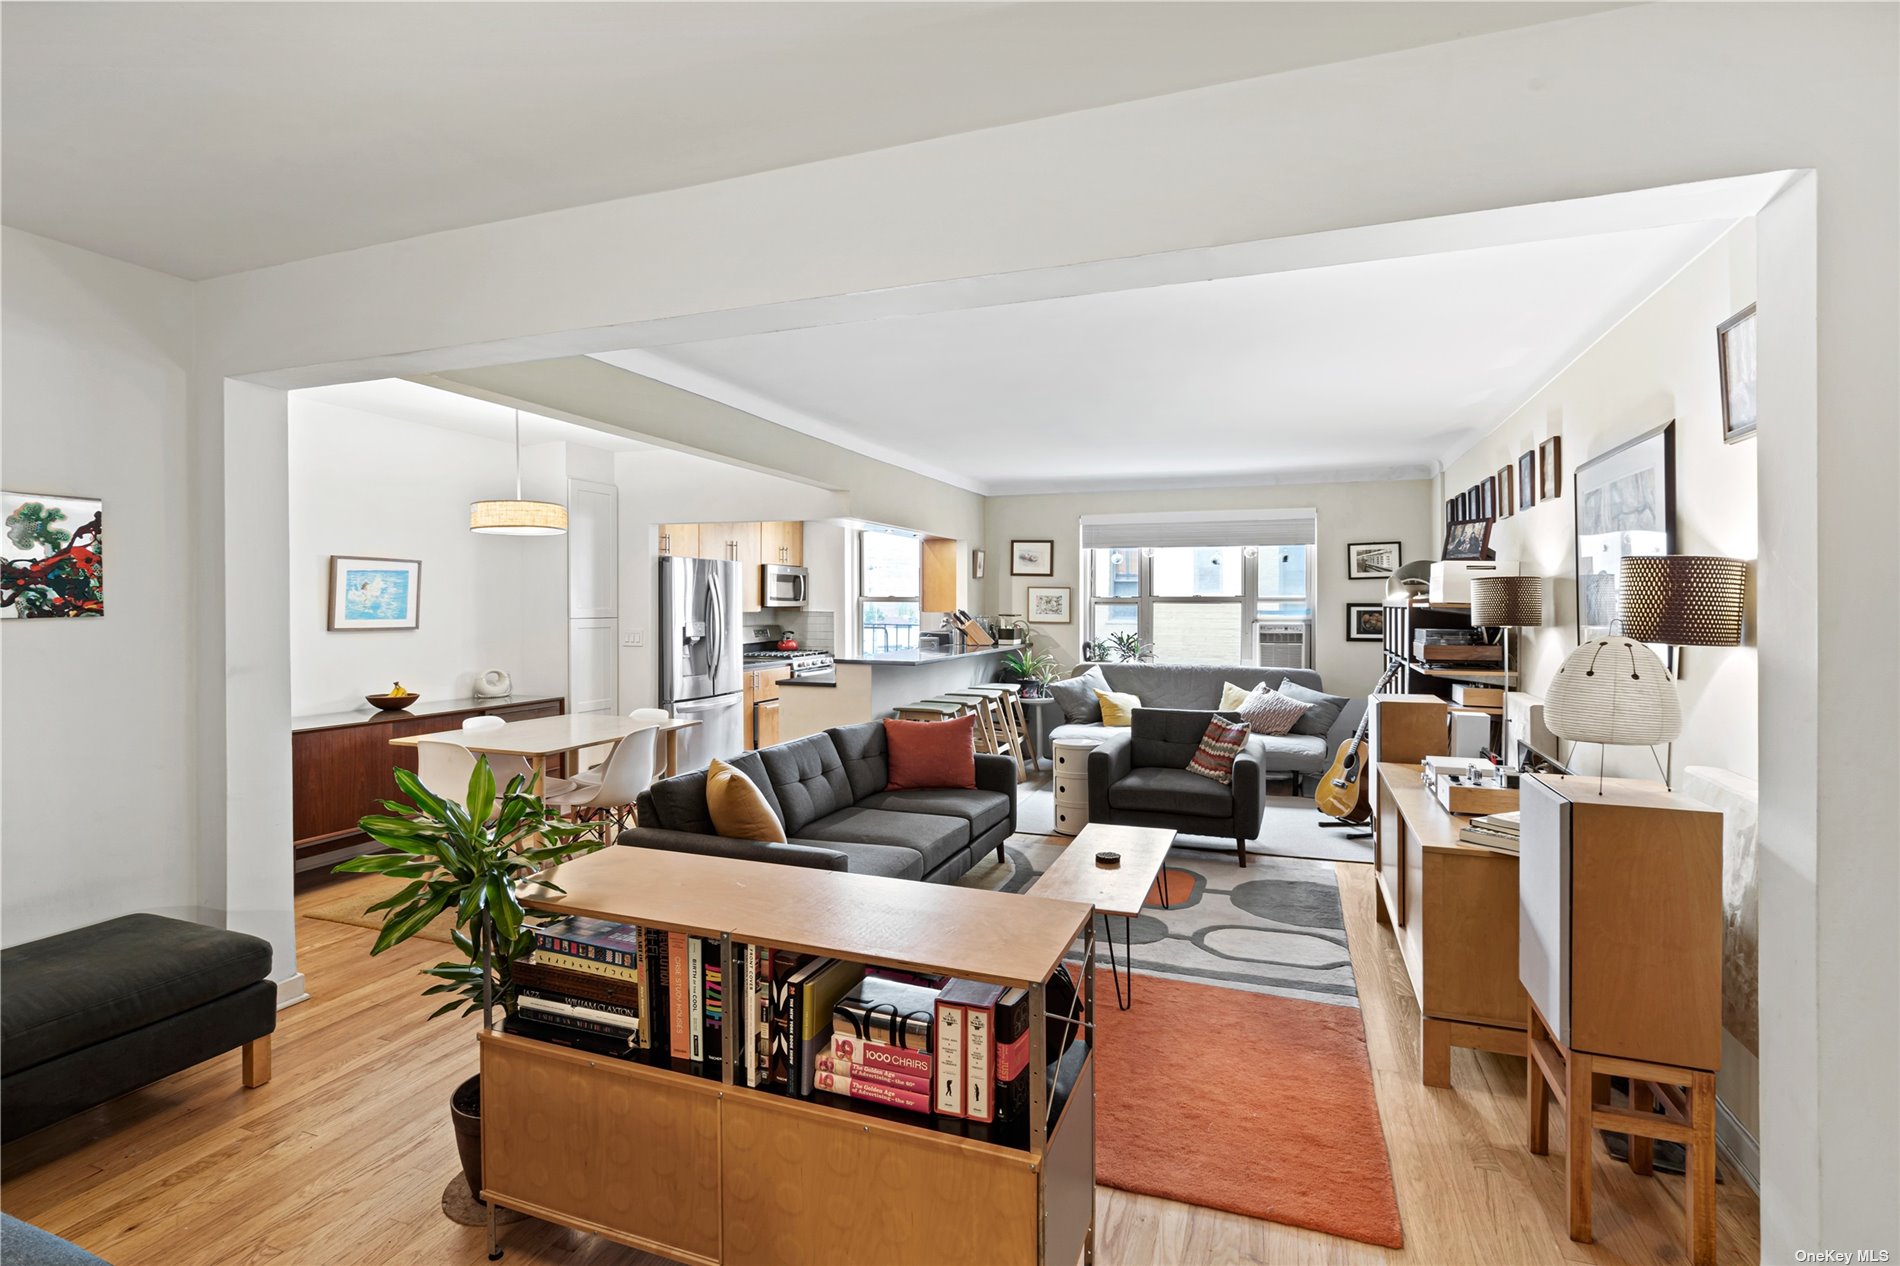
[971,548,986,580]
[1025,585,1071,623]
[1345,603,1385,641]
[1496,466,1515,518]
[2,491,103,618]
[1518,451,1538,509]
[1442,518,1494,561]
[1574,421,1676,643]
[1539,436,1564,501]
[1718,303,1758,443]
[1346,541,1402,580]
[1010,539,1054,576]
[329,555,421,630]
[1482,475,1498,519]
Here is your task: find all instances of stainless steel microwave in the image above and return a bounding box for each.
[761,564,809,608]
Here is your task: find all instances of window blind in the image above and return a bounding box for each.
[1079,510,1317,550]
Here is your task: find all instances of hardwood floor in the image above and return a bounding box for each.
[1,863,1760,1266]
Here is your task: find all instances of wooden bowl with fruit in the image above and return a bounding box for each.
[366,683,420,711]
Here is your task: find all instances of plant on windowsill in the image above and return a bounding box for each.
[1104,631,1155,663]
[999,645,1058,698]
[334,758,598,1205]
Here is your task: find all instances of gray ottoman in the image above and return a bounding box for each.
[1,913,276,1142]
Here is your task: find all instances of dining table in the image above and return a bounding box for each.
[388,713,701,793]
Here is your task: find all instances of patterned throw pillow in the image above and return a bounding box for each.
[1187,716,1252,784]
[1234,683,1312,737]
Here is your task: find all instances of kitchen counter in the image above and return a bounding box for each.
[830,645,1014,666]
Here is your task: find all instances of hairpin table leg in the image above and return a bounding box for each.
[1101,914,1134,1010]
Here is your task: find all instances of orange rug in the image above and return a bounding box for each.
[1088,970,1404,1248]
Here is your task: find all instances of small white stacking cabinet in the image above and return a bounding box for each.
[1051,739,1097,837]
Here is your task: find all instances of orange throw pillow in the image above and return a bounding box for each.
[705,759,787,843]
[883,715,978,791]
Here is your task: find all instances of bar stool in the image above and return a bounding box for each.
[892,700,967,724]
[932,693,1003,756]
[987,682,1038,768]
[946,687,1027,781]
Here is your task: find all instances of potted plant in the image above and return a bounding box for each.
[998,645,1058,698]
[335,759,597,1202]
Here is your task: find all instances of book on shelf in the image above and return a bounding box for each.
[517,992,639,1035]
[936,979,1004,1122]
[530,915,645,967]
[667,933,690,1061]
[812,1069,931,1114]
[933,995,964,1116]
[688,937,704,1063]
[532,949,638,984]
[789,958,867,1097]
[506,1011,637,1050]
[991,987,1032,1129]
[512,959,641,1012]
[813,1052,930,1095]
[827,1031,932,1081]
[833,975,938,1051]
[1459,809,1522,852]
[765,948,809,1088]
[701,939,723,1064]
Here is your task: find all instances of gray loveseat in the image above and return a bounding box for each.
[619,721,1017,883]
[1047,663,1362,792]
[1088,709,1268,867]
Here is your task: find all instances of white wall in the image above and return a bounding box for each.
[1,229,201,944]
[614,447,846,712]
[1439,221,1759,782]
[982,479,1436,695]
[286,398,568,713]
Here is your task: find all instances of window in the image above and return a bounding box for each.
[1086,544,1315,666]
[858,529,921,653]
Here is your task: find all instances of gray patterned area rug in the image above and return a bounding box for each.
[959,835,1359,1008]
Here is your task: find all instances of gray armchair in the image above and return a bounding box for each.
[1087,709,1268,867]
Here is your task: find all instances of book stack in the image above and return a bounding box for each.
[513,916,726,1066]
[819,975,939,1114]
[934,981,1032,1127]
[1459,809,1521,853]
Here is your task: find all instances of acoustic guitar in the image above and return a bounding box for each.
[1315,661,1404,824]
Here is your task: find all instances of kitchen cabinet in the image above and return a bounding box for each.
[743,665,792,748]
[921,536,959,612]
[760,520,804,567]
[658,524,697,557]
[699,522,763,610]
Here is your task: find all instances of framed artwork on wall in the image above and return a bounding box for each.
[1010,539,1054,576]
[1345,603,1385,641]
[329,555,421,630]
[2,491,103,618]
[1026,586,1071,623]
[1496,466,1514,518]
[1718,303,1758,443]
[1482,475,1498,519]
[1539,436,1564,501]
[971,548,986,580]
[1574,421,1676,643]
[1346,541,1402,579]
[1518,451,1538,509]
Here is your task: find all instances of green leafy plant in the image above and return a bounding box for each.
[335,758,599,1020]
[1105,631,1153,662]
[999,645,1058,696]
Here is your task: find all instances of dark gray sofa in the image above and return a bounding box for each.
[620,721,1017,883]
[1,913,276,1143]
[1049,663,1361,792]
[1088,708,1267,867]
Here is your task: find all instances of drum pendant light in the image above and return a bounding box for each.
[470,410,567,535]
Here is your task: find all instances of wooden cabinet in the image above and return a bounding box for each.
[290,696,564,866]
[658,524,697,557]
[699,522,763,610]
[759,520,803,567]
[921,536,959,612]
[743,665,791,749]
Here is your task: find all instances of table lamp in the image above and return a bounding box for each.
[1545,635,1682,790]
[1612,554,1748,787]
[1469,574,1545,768]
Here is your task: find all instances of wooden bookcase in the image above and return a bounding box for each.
[482,847,1098,1266]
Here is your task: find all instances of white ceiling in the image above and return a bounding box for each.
[295,378,648,452]
[2,2,1614,279]
[598,221,1732,494]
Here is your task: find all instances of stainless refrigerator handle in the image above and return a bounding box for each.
[708,580,723,679]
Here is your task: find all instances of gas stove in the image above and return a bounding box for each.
[742,648,835,677]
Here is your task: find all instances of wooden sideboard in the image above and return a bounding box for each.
[290,695,563,867]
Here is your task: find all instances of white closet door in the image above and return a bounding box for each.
[568,617,617,715]
[567,478,617,619]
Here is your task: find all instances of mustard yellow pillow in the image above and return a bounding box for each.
[705,759,787,843]
[1219,681,1254,711]
[1095,690,1142,727]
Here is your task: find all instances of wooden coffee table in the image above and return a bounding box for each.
[1032,823,1175,1009]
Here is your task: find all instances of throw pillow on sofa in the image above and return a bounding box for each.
[1235,683,1311,736]
[1094,689,1142,727]
[1048,666,1110,725]
[1219,680,1255,711]
[706,759,788,843]
[1277,680,1350,737]
[1186,716,1251,784]
[883,714,977,790]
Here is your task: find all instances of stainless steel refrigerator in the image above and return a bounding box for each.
[658,555,745,769]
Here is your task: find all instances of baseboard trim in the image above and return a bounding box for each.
[1714,1094,1760,1193]
[275,971,309,1009]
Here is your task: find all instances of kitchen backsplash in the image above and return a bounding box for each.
[747,610,834,652]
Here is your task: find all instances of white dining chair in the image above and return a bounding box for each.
[570,709,672,789]
[461,715,540,790]
[546,726,661,842]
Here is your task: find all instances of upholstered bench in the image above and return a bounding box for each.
[1,913,276,1142]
